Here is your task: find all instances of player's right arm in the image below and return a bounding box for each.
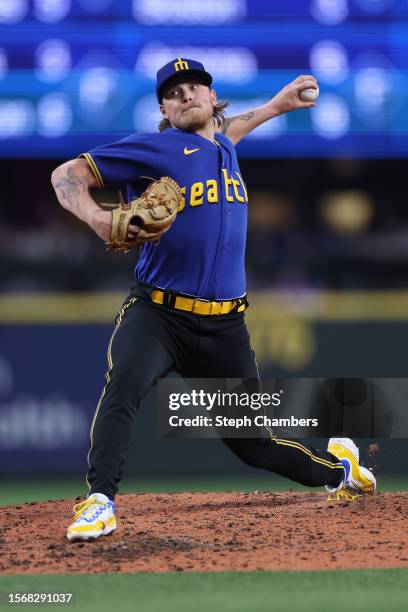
[51,158,113,242]
[52,133,161,242]
[216,75,318,145]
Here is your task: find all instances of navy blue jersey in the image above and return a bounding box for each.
[81,128,248,300]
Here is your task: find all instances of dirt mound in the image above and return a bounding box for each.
[1,491,408,574]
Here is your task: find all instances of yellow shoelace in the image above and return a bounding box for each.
[72,498,104,520]
[327,488,359,502]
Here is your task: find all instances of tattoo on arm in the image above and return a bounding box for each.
[221,112,255,134]
[54,167,89,213]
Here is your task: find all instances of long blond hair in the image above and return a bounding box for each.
[158,100,229,132]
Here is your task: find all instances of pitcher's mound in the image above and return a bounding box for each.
[2,491,408,574]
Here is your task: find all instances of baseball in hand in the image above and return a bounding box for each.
[299,86,319,102]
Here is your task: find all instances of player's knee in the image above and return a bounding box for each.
[239,454,260,468]
[236,442,269,468]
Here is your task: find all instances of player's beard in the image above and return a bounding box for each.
[173,104,213,132]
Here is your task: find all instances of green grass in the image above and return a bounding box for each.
[1,474,407,506]
[1,569,408,612]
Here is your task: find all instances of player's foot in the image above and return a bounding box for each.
[325,437,376,501]
[66,493,116,541]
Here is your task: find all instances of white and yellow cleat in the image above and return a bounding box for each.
[325,438,376,501]
[67,493,116,542]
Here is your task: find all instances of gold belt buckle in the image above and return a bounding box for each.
[210,301,222,315]
[191,297,210,315]
[190,297,235,315]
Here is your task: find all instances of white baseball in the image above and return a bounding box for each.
[299,86,319,102]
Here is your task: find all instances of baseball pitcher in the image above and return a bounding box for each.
[51,58,376,541]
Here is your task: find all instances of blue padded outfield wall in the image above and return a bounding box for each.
[2,291,408,476]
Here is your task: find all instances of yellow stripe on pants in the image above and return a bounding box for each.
[85,297,138,492]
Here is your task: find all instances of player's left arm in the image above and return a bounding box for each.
[216,75,318,145]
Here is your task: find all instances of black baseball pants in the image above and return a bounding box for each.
[87,284,345,499]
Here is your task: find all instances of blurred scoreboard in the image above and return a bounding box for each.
[0,0,408,158]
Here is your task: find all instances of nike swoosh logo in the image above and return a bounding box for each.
[184,147,200,155]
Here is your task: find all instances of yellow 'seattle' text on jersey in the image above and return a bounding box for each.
[81,128,248,300]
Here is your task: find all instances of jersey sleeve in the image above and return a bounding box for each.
[79,133,162,188]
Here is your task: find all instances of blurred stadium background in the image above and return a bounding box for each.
[1,0,408,504]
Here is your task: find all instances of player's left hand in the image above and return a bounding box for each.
[266,75,319,116]
[106,176,182,252]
